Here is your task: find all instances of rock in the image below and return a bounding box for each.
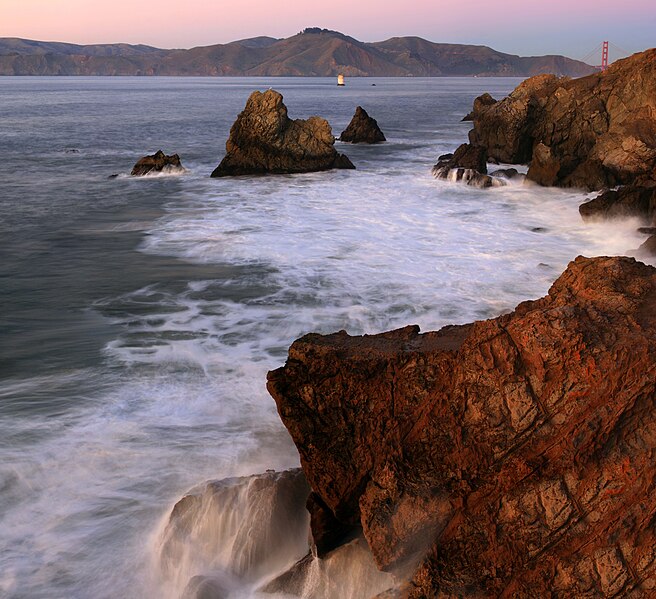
[130,150,185,176]
[432,143,507,188]
[633,234,656,257]
[462,92,497,121]
[339,106,386,143]
[306,492,359,558]
[638,227,656,235]
[159,469,310,585]
[182,575,230,599]
[211,90,355,177]
[467,49,656,190]
[579,185,656,223]
[490,167,520,179]
[260,536,394,598]
[268,256,656,597]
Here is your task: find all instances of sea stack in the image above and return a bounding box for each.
[268,255,656,597]
[211,90,354,177]
[339,106,386,143]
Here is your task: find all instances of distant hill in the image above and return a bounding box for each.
[0,28,596,77]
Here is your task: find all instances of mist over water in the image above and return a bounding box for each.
[0,76,649,599]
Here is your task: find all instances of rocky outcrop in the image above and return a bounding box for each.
[130,150,185,176]
[466,49,656,190]
[462,92,497,121]
[579,185,656,223]
[268,256,656,597]
[210,90,354,177]
[432,143,506,188]
[339,106,386,143]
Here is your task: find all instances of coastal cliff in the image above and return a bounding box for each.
[268,256,656,597]
[463,48,656,191]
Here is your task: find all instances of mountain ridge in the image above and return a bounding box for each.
[0,29,596,77]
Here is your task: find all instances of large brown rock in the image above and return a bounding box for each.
[131,150,184,176]
[211,90,354,177]
[339,106,386,143]
[468,49,656,190]
[268,256,656,597]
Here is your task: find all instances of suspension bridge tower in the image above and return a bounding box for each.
[601,41,609,71]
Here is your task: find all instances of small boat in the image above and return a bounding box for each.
[337,74,345,86]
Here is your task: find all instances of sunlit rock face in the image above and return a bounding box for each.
[268,256,656,597]
[211,90,354,177]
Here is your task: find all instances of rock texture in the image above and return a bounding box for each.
[339,106,386,143]
[462,92,497,121]
[465,49,656,190]
[130,150,184,176]
[211,90,354,177]
[268,256,656,597]
[432,143,506,188]
[579,185,656,223]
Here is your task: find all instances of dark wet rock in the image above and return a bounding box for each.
[211,90,355,177]
[467,49,656,190]
[307,492,359,558]
[108,174,119,179]
[268,256,656,597]
[579,185,656,223]
[131,150,185,176]
[638,227,656,235]
[531,226,547,232]
[462,92,497,121]
[339,106,386,143]
[491,167,520,179]
[432,144,506,188]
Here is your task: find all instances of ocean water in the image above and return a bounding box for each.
[0,76,648,599]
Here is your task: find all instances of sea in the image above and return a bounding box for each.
[0,76,648,599]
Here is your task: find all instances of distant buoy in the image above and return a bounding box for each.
[337,74,345,86]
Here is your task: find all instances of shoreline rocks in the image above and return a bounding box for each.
[130,150,185,176]
[432,143,506,188]
[268,256,656,597]
[466,49,656,191]
[339,106,386,143]
[211,90,355,177]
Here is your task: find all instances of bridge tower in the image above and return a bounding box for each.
[601,41,609,71]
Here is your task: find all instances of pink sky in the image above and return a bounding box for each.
[1,0,653,58]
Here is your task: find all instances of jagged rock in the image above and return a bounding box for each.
[307,492,359,557]
[432,143,506,188]
[211,90,354,177]
[339,106,386,143]
[462,92,497,121]
[131,150,184,176]
[467,49,656,190]
[579,185,656,223]
[268,256,656,597]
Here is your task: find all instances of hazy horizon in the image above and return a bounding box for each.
[1,0,653,62]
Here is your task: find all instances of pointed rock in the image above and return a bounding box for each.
[339,106,386,143]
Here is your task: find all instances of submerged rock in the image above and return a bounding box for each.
[131,150,185,176]
[467,49,656,190]
[339,106,386,143]
[268,256,656,597]
[211,90,354,177]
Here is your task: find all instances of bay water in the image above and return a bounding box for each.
[0,76,646,598]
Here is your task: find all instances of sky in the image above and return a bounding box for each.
[0,0,654,61]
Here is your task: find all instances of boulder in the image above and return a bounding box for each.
[268,256,656,597]
[490,167,521,179]
[211,90,354,177]
[131,150,185,176]
[579,185,656,223]
[467,49,656,190]
[339,106,386,143]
